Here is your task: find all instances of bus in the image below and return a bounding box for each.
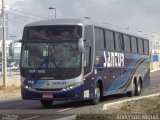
[9,19,150,107]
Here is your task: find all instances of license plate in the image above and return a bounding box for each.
[42,93,53,99]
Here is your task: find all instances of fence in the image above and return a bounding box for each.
[0,69,20,77]
[0,69,20,86]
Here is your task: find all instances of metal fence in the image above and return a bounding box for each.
[0,69,20,76]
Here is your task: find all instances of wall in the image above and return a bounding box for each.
[150,62,160,71]
[0,75,20,87]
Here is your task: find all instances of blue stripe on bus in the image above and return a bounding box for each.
[31,80,46,88]
[106,55,145,92]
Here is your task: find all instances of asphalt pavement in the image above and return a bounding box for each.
[0,70,159,120]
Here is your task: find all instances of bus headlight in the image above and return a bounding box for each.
[25,85,29,89]
[62,83,81,91]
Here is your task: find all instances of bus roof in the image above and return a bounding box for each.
[25,19,148,40]
[25,19,91,27]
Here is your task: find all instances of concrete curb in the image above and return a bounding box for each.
[102,93,160,110]
[150,68,160,73]
[0,94,21,102]
[55,115,77,120]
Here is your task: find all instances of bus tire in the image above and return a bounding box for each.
[90,84,101,105]
[127,81,136,97]
[40,100,53,108]
[135,80,142,96]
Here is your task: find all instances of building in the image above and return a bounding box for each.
[150,32,160,50]
[0,40,21,62]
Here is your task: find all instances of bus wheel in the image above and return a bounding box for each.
[127,82,136,97]
[135,80,142,96]
[90,84,101,105]
[40,100,53,108]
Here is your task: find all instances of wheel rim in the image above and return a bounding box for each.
[95,86,100,101]
[137,82,141,93]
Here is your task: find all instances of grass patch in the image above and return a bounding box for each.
[155,104,160,110]
[0,86,20,94]
[76,114,115,120]
[110,95,160,114]
[0,86,5,90]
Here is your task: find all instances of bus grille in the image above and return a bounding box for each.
[35,88,62,92]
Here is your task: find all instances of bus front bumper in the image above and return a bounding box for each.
[21,85,84,101]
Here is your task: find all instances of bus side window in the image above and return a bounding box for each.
[110,31,115,51]
[131,36,138,53]
[105,30,111,50]
[95,27,105,50]
[144,40,149,55]
[115,32,124,51]
[84,47,91,74]
[137,38,144,54]
[84,25,93,41]
[123,34,131,52]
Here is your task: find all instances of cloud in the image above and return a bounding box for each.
[7,0,160,38]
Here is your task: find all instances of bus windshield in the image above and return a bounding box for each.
[24,25,82,41]
[21,42,81,78]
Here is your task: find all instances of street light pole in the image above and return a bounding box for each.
[49,7,56,19]
[105,16,110,24]
[1,0,7,86]
[138,31,142,35]
[105,15,116,24]
[145,34,148,38]
[84,17,90,20]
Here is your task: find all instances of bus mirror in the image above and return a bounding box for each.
[9,41,15,57]
[78,38,84,53]
[9,39,22,57]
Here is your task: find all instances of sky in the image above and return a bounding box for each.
[2,0,160,39]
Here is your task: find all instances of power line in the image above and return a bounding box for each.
[9,12,36,22]
[10,8,47,19]
[8,17,28,24]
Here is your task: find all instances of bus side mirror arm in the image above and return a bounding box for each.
[9,39,22,57]
[78,38,84,53]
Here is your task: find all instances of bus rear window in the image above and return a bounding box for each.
[24,25,82,41]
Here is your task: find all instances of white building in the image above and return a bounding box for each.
[0,40,21,61]
[150,32,160,50]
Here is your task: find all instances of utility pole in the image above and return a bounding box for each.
[1,0,7,86]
